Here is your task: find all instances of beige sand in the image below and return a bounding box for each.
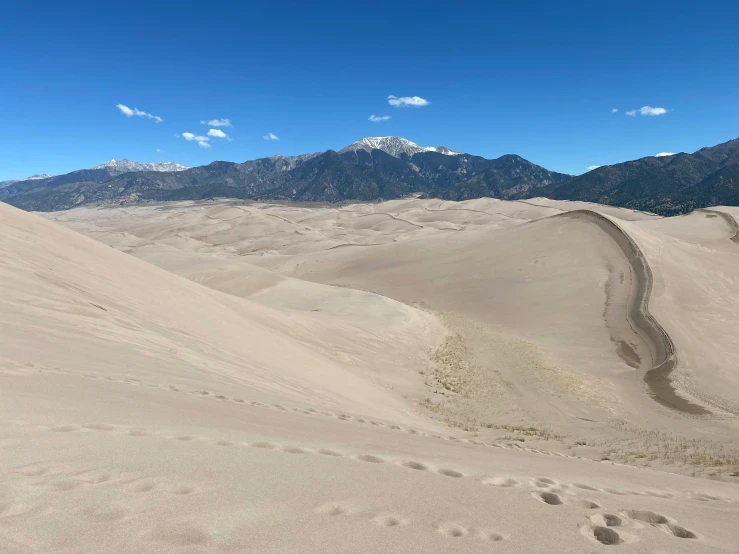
[2,198,738,552]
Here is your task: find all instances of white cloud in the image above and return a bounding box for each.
[611,108,618,113]
[181,132,207,141]
[263,132,279,141]
[181,132,211,148]
[116,103,163,123]
[655,152,675,157]
[207,128,230,140]
[587,165,601,170]
[368,114,391,122]
[201,118,232,127]
[387,95,430,108]
[156,148,163,153]
[626,106,668,117]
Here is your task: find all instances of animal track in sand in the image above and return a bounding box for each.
[250,441,277,449]
[437,469,463,478]
[172,485,195,495]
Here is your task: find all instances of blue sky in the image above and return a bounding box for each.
[2,0,738,180]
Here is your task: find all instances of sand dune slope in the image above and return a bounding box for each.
[3,200,739,552]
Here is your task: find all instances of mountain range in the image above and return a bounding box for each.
[2,137,738,214]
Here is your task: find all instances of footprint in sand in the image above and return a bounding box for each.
[590,514,623,527]
[282,446,311,454]
[373,514,408,527]
[482,476,519,487]
[580,523,639,546]
[318,448,343,457]
[436,469,464,478]
[571,498,600,509]
[356,454,386,464]
[435,522,468,537]
[621,509,698,539]
[533,491,563,505]
[401,461,428,471]
[315,502,353,516]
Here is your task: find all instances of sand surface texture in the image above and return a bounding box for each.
[2,198,738,552]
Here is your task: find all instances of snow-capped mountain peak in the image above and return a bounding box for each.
[339,137,459,158]
[26,173,52,180]
[91,159,189,174]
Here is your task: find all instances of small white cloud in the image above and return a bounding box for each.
[207,128,230,139]
[611,108,618,113]
[156,148,163,153]
[181,132,211,147]
[263,132,279,141]
[116,103,163,123]
[655,152,675,157]
[387,95,430,108]
[368,114,391,122]
[587,165,601,170]
[201,118,232,127]
[626,106,668,117]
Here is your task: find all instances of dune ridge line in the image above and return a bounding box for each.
[699,209,739,243]
[558,210,709,415]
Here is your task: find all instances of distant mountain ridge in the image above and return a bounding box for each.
[1,137,569,211]
[2,136,739,214]
[91,159,190,174]
[531,138,739,215]
[0,158,189,200]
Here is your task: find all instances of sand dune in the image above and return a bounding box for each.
[3,198,739,552]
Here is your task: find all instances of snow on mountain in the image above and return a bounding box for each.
[339,137,460,158]
[0,174,52,188]
[91,159,189,175]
